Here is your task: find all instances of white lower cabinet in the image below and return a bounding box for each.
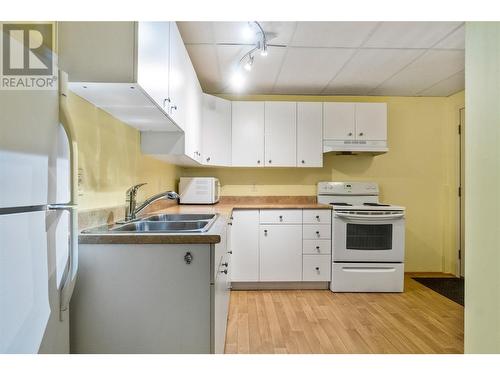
[259,224,303,281]
[302,255,331,281]
[231,208,332,285]
[231,210,259,282]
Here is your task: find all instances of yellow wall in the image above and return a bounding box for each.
[66,92,181,210]
[464,22,500,353]
[184,93,464,273]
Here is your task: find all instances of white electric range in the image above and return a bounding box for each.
[317,182,405,292]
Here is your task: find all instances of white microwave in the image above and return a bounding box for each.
[179,177,220,204]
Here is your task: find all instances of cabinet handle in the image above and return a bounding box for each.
[348,132,352,136]
[228,222,232,226]
[163,98,170,107]
[316,231,320,237]
[301,160,305,164]
[206,157,211,162]
[220,269,228,274]
[316,246,320,251]
[222,262,228,267]
[359,132,363,136]
[279,215,283,221]
[264,229,268,235]
[268,160,272,164]
[316,215,320,220]
[228,251,233,254]
[315,267,320,271]
[171,105,178,111]
[257,160,261,164]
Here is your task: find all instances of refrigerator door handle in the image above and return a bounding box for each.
[48,204,78,321]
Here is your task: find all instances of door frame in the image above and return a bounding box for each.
[457,107,465,277]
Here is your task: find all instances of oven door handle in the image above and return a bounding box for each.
[334,212,405,220]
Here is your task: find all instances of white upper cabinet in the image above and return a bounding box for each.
[136,22,170,111]
[168,22,190,131]
[202,94,232,166]
[232,101,265,167]
[264,102,297,167]
[355,103,387,141]
[183,64,203,162]
[297,102,323,167]
[323,102,388,152]
[323,102,356,140]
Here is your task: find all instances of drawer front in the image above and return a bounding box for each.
[303,224,331,239]
[303,209,331,224]
[259,209,302,224]
[303,239,331,255]
[303,255,331,281]
[331,263,404,292]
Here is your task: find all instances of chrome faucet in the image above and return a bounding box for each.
[124,183,179,221]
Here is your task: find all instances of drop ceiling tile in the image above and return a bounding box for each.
[417,70,464,96]
[177,22,214,44]
[363,22,462,48]
[324,48,424,95]
[433,24,465,49]
[274,47,355,94]
[370,49,465,96]
[290,21,379,47]
[185,44,221,92]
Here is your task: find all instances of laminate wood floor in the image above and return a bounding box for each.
[225,274,464,354]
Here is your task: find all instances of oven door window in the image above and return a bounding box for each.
[346,223,393,250]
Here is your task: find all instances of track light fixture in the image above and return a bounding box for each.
[231,22,269,90]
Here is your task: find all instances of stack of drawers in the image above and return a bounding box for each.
[302,209,332,281]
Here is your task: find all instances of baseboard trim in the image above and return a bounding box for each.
[231,281,329,290]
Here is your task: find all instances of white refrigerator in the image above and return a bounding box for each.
[0,74,78,353]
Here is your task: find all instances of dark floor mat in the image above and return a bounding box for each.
[412,277,464,306]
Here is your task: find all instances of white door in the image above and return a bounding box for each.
[259,225,302,281]
[231,210,260,282]
[355,103,387,141]
[297,102,323,167]
[231,102,265,167]
[184,63,202,162]
[323,102,355,140]
[137,22,170,111]
[168,22,189,130]
[202,94,232,166]
[264,101,296,167]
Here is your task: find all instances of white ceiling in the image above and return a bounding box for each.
[177,21,465,97]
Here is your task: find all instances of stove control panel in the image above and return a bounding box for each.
[317,181,379,196]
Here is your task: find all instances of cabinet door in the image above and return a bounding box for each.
[137,22,170,111]
[184,62,203,162]
[264,102,296,167]
[231,210,259,282]
[323,102,355,140]
[297,102,323,167]
[202,94,232,166]
[168,22,189,130]
[260,225,302,281]
[355,103,387,141]
[231,102,265,167]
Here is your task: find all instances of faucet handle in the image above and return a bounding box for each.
[126,183,147,197]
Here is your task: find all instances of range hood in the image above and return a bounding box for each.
[323,139,388,154]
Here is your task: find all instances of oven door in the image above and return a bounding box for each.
[332,211,405,262]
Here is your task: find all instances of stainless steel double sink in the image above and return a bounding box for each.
[82,213,218,234]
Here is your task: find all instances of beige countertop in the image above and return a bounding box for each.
[79,201,331,245]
